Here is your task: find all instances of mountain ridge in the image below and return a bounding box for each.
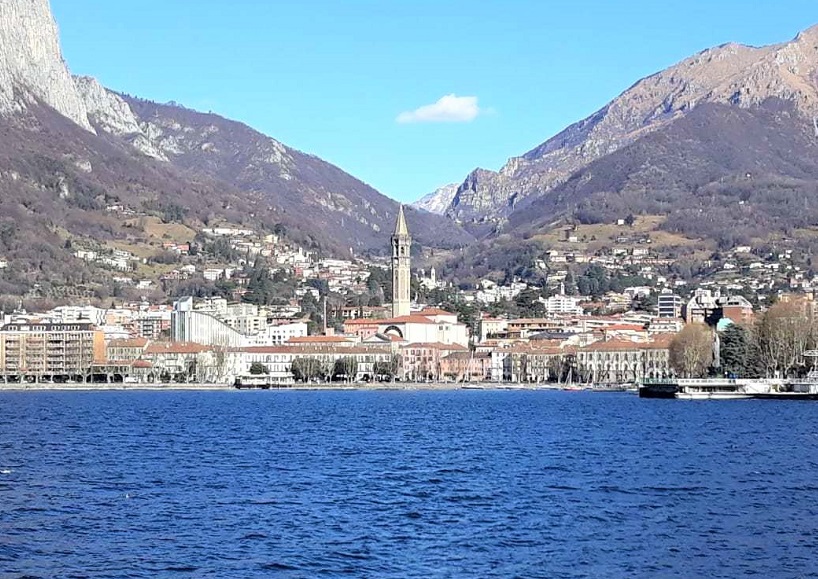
[441,24,818,225]
[0,0,472,300]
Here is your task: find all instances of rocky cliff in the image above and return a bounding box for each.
[447,25,818,224]
[412,183,459,215]
[73,76,166,159]
[0,0,93,132]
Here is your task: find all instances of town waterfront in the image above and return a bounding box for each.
[0,381,588,392]
[2,389,817,577]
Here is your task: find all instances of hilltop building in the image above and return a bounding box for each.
[542,283,583,315]
[419,266,443,290]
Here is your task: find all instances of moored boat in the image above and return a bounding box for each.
[757,372,818,400]
[639,377,818,400]
[592,382,635,392]
[674,381,751,400]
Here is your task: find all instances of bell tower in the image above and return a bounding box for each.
[391,205,411,318]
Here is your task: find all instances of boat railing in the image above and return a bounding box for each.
[641,377,740,385]
[784,370,818,384]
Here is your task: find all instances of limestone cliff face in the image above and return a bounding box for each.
[0,0,172,152]
[73,76,298,168]
[412,183,459,215]
[73,76,168,160]
[449,25,818,223]
[0,0,93,132]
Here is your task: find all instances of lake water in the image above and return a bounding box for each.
[1,390,817,578]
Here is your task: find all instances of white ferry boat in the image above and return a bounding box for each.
[640,378,743,399]
[673,379,777,400]
[758,371,818,400]
[640,377,815,400]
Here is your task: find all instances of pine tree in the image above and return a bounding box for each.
[719,324,749,377]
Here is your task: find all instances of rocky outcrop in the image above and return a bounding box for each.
[73,76,167,159]
[0,0,93,132]
[449,25,818,223]
[412,183,459,214]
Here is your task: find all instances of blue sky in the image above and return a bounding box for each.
[52,1,817,203]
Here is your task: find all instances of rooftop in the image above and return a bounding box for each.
[343,318,382,326]
[287,336,353,344]
[380,315,439,325]
[420,307,455,316]
[145,342,208,355]
[400,342,468,351]
[108,337,150,348]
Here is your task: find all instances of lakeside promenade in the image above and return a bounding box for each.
[0,382,571,392]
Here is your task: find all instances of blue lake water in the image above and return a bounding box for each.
[1,390,818,578]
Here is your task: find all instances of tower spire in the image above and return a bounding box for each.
[395,204,409,236]
[391,205,412,318]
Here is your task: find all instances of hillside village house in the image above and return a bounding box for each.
[478,317,509,342]
[343,318,382,341]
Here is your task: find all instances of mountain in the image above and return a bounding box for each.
[511,98,818,249]
[89,91,471,254]
[0,0,92,132]
[0,0,472,300]
[447,25,818,226]
[412,183,459,215]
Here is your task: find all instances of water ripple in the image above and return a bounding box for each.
[1,390,816,577]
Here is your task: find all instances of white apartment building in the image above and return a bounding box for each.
[48,305,107,326]
[657,289,683,318]
[244,322,309,346]
[542,294,583,315]
[171,297,307,347]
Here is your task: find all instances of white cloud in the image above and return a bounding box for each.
[396,94,483,124]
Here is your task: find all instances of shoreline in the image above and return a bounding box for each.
[0,382,584,393]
